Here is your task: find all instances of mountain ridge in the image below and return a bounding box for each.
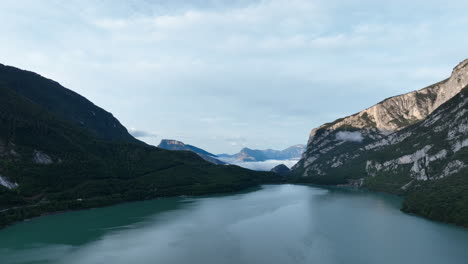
[0,63,140,144]
[218,144,305,162]
[158,139,225,165]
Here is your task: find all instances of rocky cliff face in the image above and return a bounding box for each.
[364,85,468,185]
[294,59,468,178]
[360,85,468,226]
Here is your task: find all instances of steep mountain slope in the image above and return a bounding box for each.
[364,87,468,190]
[158,139,225,165]
[0,64,139,143]
[293,59,468,178]
[219,144,305,162]
[0,66,278,228]
[297,84,468,186]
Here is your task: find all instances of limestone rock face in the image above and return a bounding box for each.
[0,175,18,189]
[294,59,468,178]
[362,86,468,185]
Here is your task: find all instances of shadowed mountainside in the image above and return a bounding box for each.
[0,64,279,228]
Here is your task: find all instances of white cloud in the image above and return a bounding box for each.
[231,159,299,171]
[335,131,363,143]
[129,128,158,138]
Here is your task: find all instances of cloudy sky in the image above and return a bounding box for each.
[1,0,467,154]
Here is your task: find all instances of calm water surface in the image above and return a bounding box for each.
[1,184,468,264]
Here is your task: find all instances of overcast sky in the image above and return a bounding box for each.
[1,0,467,154]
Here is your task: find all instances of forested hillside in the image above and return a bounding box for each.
[0,65,278,228]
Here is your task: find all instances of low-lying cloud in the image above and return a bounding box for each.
[230,159,299,171]
[129,128,157,138]
[335,131,363,142]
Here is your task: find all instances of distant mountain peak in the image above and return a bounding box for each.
[157,139,224,165]
[159,139,186,147]
[219,144,305,162]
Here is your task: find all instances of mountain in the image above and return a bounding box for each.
[270,164,291,176]
[0,64,278,228]
[218,144,305,162]
[158,139,225,165]
[293,59,468,179]
[0,64,139,143]
[291,59,468,226]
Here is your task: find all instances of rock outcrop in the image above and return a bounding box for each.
[0,175,18,189]
[32,150,53,165]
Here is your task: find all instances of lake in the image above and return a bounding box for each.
[1,184,468,264]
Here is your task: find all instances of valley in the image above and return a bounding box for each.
[2,1,468,263]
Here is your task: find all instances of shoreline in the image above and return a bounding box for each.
[2,180,467,230]
[0,183,268,230]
